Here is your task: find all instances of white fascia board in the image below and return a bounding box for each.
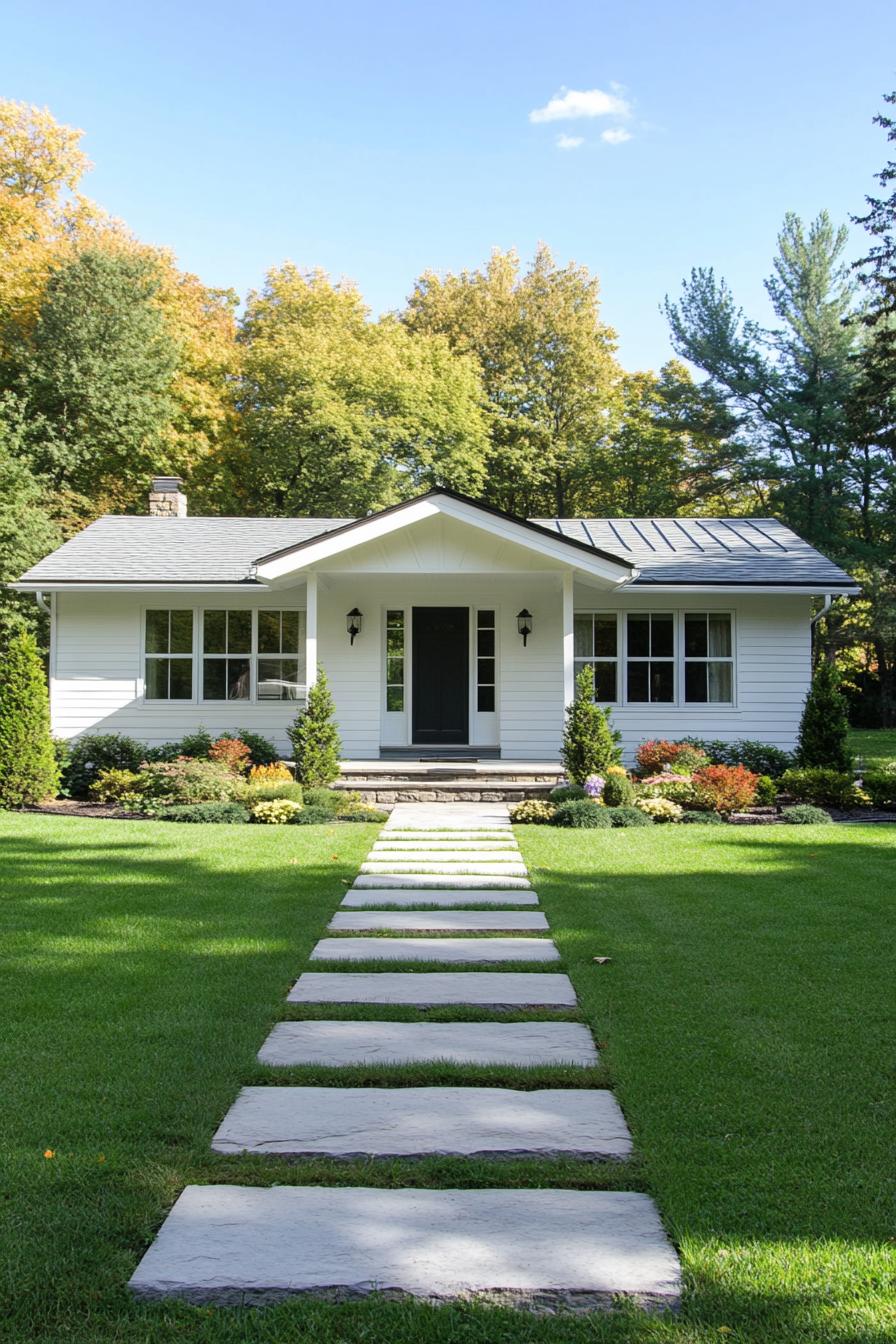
[624,584,860,596]
[10,582,269,593]
[254,493,634,585]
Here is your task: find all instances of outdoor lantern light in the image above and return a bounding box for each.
[346,608,363,644]
[516,608,533,646]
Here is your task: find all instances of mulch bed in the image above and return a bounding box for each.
[23,800,144,820]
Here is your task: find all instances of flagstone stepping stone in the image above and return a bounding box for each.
[382,832,518,842]
[258,1020,598,1067]
[329,911,548,932]
[360,862,528,876]
[368,850,523,864]
[370,840,519,851]
[342,887,539,906]
[287,971,578,1007]
[309,937,559,963]
[211,1087,632,1159]
[353,874,532,889]
[128,1185,680,1308]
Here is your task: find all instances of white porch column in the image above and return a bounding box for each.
[305,570,318,689]
[562,570,575,707]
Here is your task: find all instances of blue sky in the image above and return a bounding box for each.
[3,1,894,369]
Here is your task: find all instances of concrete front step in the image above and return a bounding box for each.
[309,937,559,963]
[287,971,578,1007]
[211,1086,632,1159]
[258,1020,598,1067]
[359,862,529,876]
[329,911,548,932]
[342,887,539,906]
[353,874,532,889]
[128,1186,680,1309]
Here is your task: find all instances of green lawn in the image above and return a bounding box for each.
[849,727,896,769]
[2,813,894,1343]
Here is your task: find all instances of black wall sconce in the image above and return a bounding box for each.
[346,608,363,644]
[516,609,533,647]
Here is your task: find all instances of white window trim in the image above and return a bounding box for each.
[139,605,307,706]
[573,608,738,710]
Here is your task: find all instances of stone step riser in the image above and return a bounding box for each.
[211,1087,632,1159]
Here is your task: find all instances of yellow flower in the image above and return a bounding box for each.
[97,1154,106,1163]
[43,1149,55,1159]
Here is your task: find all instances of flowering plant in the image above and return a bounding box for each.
[251,798,303,824]
[634,796,683,823]
[583,774,605,800]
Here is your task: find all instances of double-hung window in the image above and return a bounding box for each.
[257,610,305,700]
[626,613,674,703]
[574,612,618,702]
[144,610,194,700]
[684,612,733,703]
[203,610,251,700]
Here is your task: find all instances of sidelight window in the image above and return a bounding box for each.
[385,610,405,711]
[476,610,496,712]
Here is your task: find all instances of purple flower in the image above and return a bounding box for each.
[584,774,605,799]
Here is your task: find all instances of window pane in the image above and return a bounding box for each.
[595,616,617,658]
[386,656,404,685]
[708,614,732,658]
[145,610,170,654]
[651,614,674,658]
[386,684,404,712]
[227,658,250,699]
[685,662,708,703]
[169,658,193,699]
[574,616,593,657]
[203,658,227,700]
[258,610,280,654]
[145,658,168,699]
[594,662,617,701]
[477,657,495,685]
[386,626,404,655]
[627,615,650,657]
[169,610,193,654]
[281,610,300,652]
[228,610,252,654]
[257,657,300,700]
[477,685,495,713]
[627,660,649,701]
[477,628,495,657]
[684,613,707,658]
[204,610,226,654]
[652,661,674,702]
[477,610,495,629]
[708,661,733,703]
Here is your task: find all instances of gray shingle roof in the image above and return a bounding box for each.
[16,511,856,589]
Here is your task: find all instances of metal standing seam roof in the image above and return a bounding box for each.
[15,511,857,589]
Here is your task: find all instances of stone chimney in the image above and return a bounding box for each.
[148,476,188,517]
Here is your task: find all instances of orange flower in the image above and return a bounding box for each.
[43,1149,55,1159]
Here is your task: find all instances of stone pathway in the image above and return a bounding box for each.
[129,802,681,1311]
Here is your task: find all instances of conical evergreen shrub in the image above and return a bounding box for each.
[560,665,622,784]
[288,667,342,787]
[0,631,60,807]
[796,661,853,772]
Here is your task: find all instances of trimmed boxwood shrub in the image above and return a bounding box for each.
[337,807,389,823]
[680,810,725,825]
[780,767,856,808]
[244,781,305,805]
[781,804,833,825]
[291,804,337,825]
[304,786,355,813]
[549,783,586,803]
[861,769,896,807]
[551,799,613,829]
[602,770,635,807]
[754,775,779,805]
[158,802,250,823]
[607,806,653,827]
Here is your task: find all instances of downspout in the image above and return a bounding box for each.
[35,591,51,616]
[811,594,833,629]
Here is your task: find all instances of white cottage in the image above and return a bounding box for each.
[14,478,858,773]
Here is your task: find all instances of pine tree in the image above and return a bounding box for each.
[560,665,622,784]
[288,668,342,787]
[796,662,853,772]
[0,631,60,806]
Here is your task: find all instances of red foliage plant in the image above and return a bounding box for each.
[635,739,686,774]
[208,736,252,774]
[692,764,759,814]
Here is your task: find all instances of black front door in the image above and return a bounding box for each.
[412,607,469,745]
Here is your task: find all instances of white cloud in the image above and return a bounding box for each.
[601,127,632,145]
[529,86,631,124]
[556,133,584,151]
